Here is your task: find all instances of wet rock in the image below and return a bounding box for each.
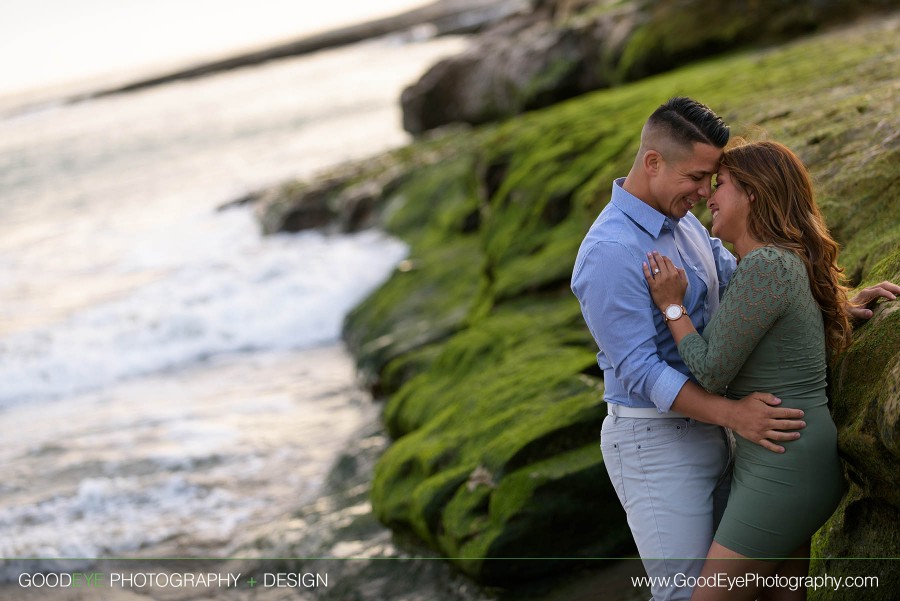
[253,160,408,235]
[231,423,498,601]
[250,128,476,236]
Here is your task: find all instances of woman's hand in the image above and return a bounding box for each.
[642,251,688,311]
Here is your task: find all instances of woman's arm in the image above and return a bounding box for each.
[645,248,799,393]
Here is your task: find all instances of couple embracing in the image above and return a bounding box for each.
[571,97,898,601]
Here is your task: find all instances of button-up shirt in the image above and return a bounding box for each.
[571,178,737,411]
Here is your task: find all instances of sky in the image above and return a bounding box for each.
[0,0,431,97]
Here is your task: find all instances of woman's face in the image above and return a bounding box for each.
[707,166,751,243]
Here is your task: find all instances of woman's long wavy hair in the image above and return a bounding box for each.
[721,140,852,357]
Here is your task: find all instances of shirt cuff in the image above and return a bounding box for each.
[649,367,689,413]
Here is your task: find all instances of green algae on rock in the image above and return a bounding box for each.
[808,249,900,601]
[333,14,900,588]
[342,154,486,392]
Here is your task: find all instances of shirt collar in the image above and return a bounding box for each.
[611,177,679,238]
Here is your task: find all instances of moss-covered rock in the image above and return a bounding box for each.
[338,14,899,587]
[401,0,895,133]
[370,298,632,583]
[614,0,891,82]
[342,154,486,391]
[808,250,900,601]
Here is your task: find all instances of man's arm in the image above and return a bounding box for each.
[670,382,805,454]
[574,240,804,452]
[573,240,687,410]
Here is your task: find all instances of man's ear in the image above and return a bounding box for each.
[643,150,662,176]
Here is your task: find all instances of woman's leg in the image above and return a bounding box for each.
[689,541,780,601]
[758,542,811,601]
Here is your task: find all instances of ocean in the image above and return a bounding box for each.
[0,18,469,570]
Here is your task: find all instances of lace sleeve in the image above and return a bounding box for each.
[677,247,803,393]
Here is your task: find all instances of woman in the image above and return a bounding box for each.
[643,140,849,601]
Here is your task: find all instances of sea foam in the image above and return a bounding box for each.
[0,208,406,407]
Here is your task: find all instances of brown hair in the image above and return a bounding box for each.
[721,140,852,356]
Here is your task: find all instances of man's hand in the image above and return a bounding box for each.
[849,280,899,320]
[727,392,805,454]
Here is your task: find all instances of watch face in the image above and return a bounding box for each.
[665,305,682,320]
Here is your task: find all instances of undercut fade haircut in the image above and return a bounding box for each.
[648,97,730,149]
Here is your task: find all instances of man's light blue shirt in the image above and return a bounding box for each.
[571,178,737,412]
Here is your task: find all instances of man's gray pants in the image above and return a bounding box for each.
[601,414,733,601]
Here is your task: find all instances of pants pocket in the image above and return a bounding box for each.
[636,418,689,449]
[600,438,627,506]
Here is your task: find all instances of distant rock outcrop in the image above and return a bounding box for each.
[68,0,531,103]
[401,0,895,134]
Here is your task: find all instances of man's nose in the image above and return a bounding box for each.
[698,178,712,198]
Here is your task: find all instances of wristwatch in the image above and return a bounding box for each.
[664,304,687,322]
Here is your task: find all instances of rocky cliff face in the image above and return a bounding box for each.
[347,15,899,594]
[811,254,900,598]
[256,10,899,599]
[400,0,895,134]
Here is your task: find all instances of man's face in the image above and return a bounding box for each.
[649,142,722,219]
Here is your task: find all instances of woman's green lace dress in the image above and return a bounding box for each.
[679,246,845,557]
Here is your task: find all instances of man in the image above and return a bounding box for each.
[570,97,896,600]
[572,97,789,600]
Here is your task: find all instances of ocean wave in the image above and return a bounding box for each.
[0,218,406,408]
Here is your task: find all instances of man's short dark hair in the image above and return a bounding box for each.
[648,97,730,149]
